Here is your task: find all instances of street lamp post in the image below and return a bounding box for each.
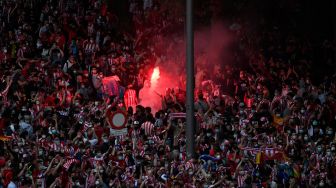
[186,0,195,159]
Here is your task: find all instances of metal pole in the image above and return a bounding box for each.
[186,0,195,159]
[332,0,336,72]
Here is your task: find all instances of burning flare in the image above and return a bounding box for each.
[150,66,160,90]
[139,66,161,112]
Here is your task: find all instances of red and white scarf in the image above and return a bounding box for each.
[63,158,79,170]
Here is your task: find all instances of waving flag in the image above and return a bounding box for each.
[102,76,120,97]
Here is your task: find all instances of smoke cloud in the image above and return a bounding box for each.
[139,21,236,112]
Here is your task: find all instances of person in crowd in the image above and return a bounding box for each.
[0,0,336,187]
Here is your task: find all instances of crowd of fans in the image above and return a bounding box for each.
[1,0,336,187]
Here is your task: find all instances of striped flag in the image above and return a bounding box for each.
[102,77,120,97]
[63,158,79,170]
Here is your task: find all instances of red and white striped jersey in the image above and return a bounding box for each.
[141,121,154,136]
[237,171,248,188]
[124,89,138,109]
[49,142,62,152]
[83,42,99,55]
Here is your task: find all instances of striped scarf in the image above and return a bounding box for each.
[63,158,79,170]
[240,147,283,159]
[169,112,186,119]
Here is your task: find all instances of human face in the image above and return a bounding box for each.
[92,68,97,75]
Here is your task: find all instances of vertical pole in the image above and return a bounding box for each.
[332,0,336,71]
[186,0,195,159]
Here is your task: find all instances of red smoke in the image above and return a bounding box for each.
[139,22,235,112]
